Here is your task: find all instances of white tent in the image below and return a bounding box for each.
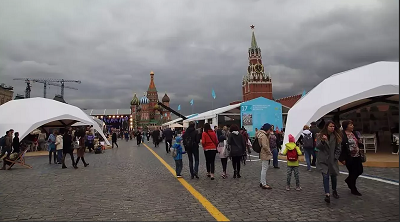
[170,123,184,128]
[0,97,110,145]
[283,61,399,145]
[183,103,241,124]
[72,116,105,129]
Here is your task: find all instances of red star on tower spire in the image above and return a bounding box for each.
[250,25,255,29]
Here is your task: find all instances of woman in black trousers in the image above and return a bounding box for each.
[227,124,246,178]
[339,120,364,196]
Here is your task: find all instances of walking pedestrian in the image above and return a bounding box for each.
[269,125,280,169]
[164,128,173,153]
[339,120,364,196]
[47,130,57,164]
[136,130,142,146]
[55,130,63,164]
[217,134,228,179]
[202,123,218,180]
[112,130,118,148]
[62,129,77,169]
[316,120,342,203]
[227,124,246,178]
[172,137,184,178]
[298,125,314,171]
[75,129,89,167]
[257,123,273,189]
[283,134,302,191]
[182,121,200,179]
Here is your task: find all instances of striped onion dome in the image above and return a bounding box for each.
[130,93,139,105]
[140,93,149,104]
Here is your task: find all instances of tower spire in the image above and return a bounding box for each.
[148,70,157,92]
[250,25,258,49]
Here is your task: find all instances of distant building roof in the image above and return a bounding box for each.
[83,109,131,116]
[0,83,13,91]
[53,95,67,104]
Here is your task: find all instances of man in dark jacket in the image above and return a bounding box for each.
[309,121,319,166]
[12,132,20,154]
[152,128,160,147]
[62,129,77,169]
[182,122,200,179]
[163,128,173,153]
[112,130,118,148]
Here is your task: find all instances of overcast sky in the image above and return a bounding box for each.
[0,0,398,115]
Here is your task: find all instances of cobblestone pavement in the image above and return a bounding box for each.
[149,140,399,221]
[0,140,214,221]
[0,139,398,221]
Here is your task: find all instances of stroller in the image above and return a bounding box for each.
[94,141,105,154]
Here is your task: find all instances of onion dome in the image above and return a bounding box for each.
[154,104,159,110]
[162,92,170,103]
[140,92,149,104]
[130,93,139,105]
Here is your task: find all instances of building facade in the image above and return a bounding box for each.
[130,71,171,129]
[0,83,13,105]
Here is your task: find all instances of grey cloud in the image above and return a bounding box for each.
[0,0,398,117]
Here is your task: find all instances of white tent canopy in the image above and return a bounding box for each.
[283,61,399,145]
[72,116,105,128]
[170,123,184,128]
[183,103,241,123]
[0,97,110,145]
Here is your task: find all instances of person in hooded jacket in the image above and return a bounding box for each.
[257,123,273,189]
[227,124,246,178]
[298,125,314,171]
[282,134,303,191]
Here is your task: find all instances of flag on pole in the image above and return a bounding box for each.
[211,89,216,99]
[190,99,194,106]
[302,90,307,97]
[178,105,181,111]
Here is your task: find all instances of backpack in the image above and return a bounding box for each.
[252,137,262,153]
[183,131,196,151]
[303,133,313,148]
[287,148,298,161]
[171,147,178,158]
[0,136,5,147]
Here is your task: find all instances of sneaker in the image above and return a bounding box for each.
[332,190,340,199]
[296,187,302,191]
[176,175,182,178]
[325,195,330,203]
[307,169,312,172]
[286,186,290,191]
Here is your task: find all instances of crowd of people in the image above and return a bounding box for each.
[0,118,366,204]
[161,120,365,204]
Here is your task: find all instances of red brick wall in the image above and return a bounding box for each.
[242,82,273,101]
[276,94,302,108]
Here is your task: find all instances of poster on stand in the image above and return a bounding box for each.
[240,97,283,138]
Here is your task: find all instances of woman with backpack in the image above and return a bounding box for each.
[227,124,246,178]
[201,123,218,180]
[298,125,314,171]
[316,120,342,203]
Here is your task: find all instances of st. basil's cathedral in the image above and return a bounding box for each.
[130,71,171,129]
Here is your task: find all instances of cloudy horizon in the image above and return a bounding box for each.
[0,0,398,116]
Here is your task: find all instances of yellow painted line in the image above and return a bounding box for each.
[143,143,229,221]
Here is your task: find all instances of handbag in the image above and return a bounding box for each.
[359,150,366,163]
[73,137,80,149]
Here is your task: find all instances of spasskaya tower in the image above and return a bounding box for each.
[242,25,273,101]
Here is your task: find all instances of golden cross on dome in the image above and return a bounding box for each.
[250,25,255,29]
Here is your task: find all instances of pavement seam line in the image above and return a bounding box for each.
[142,143,230,221]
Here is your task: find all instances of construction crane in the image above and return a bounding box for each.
[13,78,81,98]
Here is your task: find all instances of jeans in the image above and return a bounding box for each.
[175,159,183,176]
[204,150,217,174]
[304,147,313,170]
[49,150,57,163]
[187,148,199,176]
[136,138,141,146]
[287,166,300,187]
[260,160,270,186]
[57,150,63,163]
[221,158,228,174]
[345,157,363,190]
[322,172,337,194]
[165,139,172,153]
[232,156,241,175]
[271,148,279,167]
